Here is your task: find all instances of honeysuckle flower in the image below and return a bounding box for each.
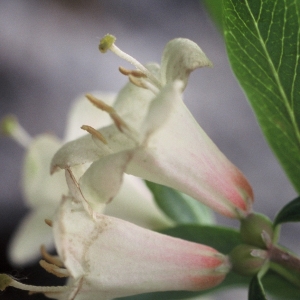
[0,196,230,299]
[2,93,171,265]
[51,35,253,219]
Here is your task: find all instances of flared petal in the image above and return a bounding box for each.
[104,174,172,229]
[22,134,67,207]
[127,81,253,219]
[51,124,137,172]
[8,209,55,265]
[79,151,133,212]
[52,197,229,299]
[64,92,116,142]
[160,38,212,90]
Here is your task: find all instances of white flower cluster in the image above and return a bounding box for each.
[0,35,254,299]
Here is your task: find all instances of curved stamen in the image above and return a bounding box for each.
[0,274,68,293]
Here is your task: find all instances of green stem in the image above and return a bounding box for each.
[269,245,300,287]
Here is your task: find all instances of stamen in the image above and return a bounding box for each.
[129,75,160,95]
[44,219,53,227]
[39,260,70,278]
[99,34,162,89]
[40,245,64,267]
[0,115,32,148]
[119,66,147,78]
[86,93,114,114]
[86,94,129,133]
[0,274,68,293]
[81,125,107,144]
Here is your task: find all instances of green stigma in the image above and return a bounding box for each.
[0,274,12,291]
[99,34,116,53]
[0,115,18,136]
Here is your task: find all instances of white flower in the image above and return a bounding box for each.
[0,196,230,299]
[51,36,253,219]
[2,93,170,265]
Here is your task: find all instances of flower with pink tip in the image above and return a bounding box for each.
[0,196,230,300]
[2,93,171,266]
[51,36,253,219]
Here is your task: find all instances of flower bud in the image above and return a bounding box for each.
[229,244,268,276]
[240,213,274,248]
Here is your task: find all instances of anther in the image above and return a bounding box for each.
[129,75,160,95]
[81,125,107,144]
[85,94,129,133]
[119,66,147,78]
[44,219,53,227]
[0,273,68,293]
[86,94,114,114]
[39,260,70,278]
[40,245,64,267]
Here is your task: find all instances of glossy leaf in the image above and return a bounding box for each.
[274,196,300,226]
[249,274,267,300]
[224,0,300,193]
[145,181,214,225]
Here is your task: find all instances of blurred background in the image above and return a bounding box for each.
[0,0,298,299]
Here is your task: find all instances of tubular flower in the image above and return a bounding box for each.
[0,197,230,299]
[51,36,253,219]
[2,93,170,266]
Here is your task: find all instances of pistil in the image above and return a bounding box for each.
[99,34,162,89]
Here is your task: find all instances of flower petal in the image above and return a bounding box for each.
[79,151,133,212]
[22,134,67,207]
[160,38,212,90]
[51,124,135,172]
[104,174,173,229]
[127,81,253,219]
[8,209,54,265]
[53,198,229,299]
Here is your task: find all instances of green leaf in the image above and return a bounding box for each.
[263,271,300,300]
[145,181,214,225]
[202,0,224,30]
[274,196,300,226]
[224,0,300,193]
[249,274,267,300]
[161,224,241,254]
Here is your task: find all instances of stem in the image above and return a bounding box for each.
[269,245,300,287]
[270,245,300,273]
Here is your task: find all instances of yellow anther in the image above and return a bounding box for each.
[128,75,148,89]
[39,260,70,278]
[44,219,53,227]
[81,125,107,144]
[86,94,114,114]
[40,245,64,267]
[86,94,129,133]
[119,66,147,78]
[99,34,116,53]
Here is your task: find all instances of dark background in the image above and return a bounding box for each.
[0,1,298,299]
